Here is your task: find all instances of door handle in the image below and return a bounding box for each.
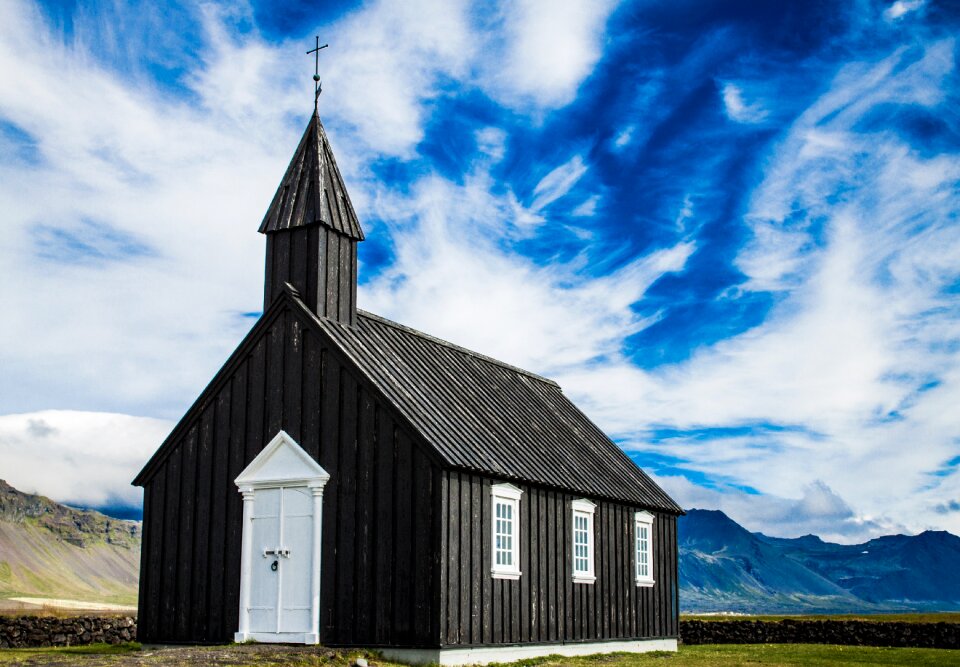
[264,547,292,557]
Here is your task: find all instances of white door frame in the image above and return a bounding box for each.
[233,431,330,644]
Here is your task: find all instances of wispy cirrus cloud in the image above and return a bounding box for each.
[1,0,958,546]
[559,33,960,540]
[720,81,768,124]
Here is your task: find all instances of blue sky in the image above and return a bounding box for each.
[0,0,958,542]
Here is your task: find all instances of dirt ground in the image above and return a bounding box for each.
[0,644,380,666]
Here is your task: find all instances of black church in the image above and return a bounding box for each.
[133,107,682,664]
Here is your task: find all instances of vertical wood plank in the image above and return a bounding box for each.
[357,390,377,642]
[435,468,447,647]
[174,427,197,640]
[336,370,358,642]
[374,412,395,643]
[349,245,358,326]
[480,477,492,645]
[289,225,307,300]
[306,223,320,314]
[317,225,329,319]
[431,466,444,647]
[470,476,482,645]
[492,575,502,644]
[191,406,214,640]
[458,474,470,644]
[563,493,572,640]
[246,338,266,463]
[547,489,557,642]
[413,447,433,644]
[160,444,181,641]
[301,330,321,459]
[392,430,412,642]
[265,313,284,438]
[523,486,534,643]
[223,365,248,640]
[324,233,339,318]
[136,484,152,641]
[524,488,545,641]
[284,316,303,442]
[445,472,460,644]
[338,232,350,323]
[207,387,231,640]
[263,236,275,307]
[320,351,340,640]
[144,471,165,641]
[272,231,291,302]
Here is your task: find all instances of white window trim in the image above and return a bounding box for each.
[635,510,655,588]
[571,498,596,584]
[491,483,522,579]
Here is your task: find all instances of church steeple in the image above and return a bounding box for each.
[260,111,364,325]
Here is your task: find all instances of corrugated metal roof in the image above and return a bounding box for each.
[307,305,682,513]
[259,112,365,240]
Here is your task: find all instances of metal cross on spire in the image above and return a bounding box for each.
[307,36,329,110]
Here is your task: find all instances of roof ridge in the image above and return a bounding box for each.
[357,310,560,387]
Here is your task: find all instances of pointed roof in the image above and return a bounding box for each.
[259,112,365,240]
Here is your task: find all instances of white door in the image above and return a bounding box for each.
[248,486,314,635]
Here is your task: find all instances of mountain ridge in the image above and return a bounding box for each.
[0,480,140,605]
[679,508,960,613]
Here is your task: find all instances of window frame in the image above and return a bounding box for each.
[635,510,655,587]
[490,482,522,579]
[571,498,596,584]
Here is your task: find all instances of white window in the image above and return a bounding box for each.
[491,483,522,579]
[635,510,655,587]
[571,499,596,584]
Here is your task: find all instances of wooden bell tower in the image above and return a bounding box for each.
[259,112,364,326]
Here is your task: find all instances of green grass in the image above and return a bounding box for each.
[524,645,960,665]
[0,644,958,666]
[0,642,139,664]
[682,612,960,623]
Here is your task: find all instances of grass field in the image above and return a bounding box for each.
[0,644,958,666]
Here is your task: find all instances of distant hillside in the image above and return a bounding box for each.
[679,509,960,614]
[0,480,140,606]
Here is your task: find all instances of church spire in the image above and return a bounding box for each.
[260,112,364,325]
[259,112,364,240]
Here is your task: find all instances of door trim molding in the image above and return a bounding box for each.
[234,431,330,645]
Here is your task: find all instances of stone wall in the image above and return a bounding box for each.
[3,615,957,650]
[681,619,959,649]
[0,615,136,648]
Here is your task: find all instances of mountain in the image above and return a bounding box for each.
[0,480,140,606]
[679,509,960,613]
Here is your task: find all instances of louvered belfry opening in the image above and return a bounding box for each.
[260,111,365,326]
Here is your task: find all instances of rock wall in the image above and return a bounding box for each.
[0,615,136,648]
[681,619,959,649]
[3,615,957,650]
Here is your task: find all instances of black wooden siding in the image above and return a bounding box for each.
[264,227,357,326]
[137,300,439,645]
[439,472,678,646]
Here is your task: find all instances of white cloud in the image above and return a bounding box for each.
[360,165,694,375]
[530,155,588,211]
[572,195,600,217]
[658,475,904,543]
[477,0,618,110]
[475,126,508,162]
[613,125,635,150]
[0,411,172,509]
[720,81,768,124]
[884,0,925,21]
